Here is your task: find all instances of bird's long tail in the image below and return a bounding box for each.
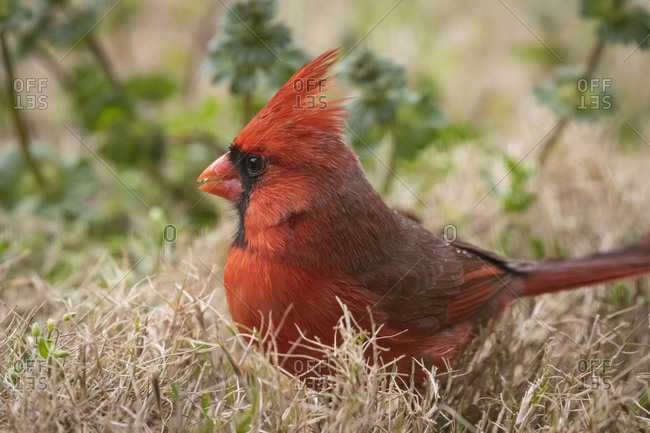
[514,234,650,297]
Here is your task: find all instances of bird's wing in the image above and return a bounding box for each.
[360,216,518,337]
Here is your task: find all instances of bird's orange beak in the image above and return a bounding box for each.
[197,152,243,201]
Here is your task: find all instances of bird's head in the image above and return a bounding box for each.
[197,49,364,246]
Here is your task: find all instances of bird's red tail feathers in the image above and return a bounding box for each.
[516,234,650,297]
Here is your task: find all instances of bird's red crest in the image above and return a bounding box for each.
[234,49,347,156]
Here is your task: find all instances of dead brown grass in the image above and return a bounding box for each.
[1,214,649,432]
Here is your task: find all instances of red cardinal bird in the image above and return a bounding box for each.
[198,49,650,381]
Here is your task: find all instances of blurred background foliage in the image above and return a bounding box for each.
[1,0,650,278]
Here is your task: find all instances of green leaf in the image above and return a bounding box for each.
[486,155,538,213]
[36,1,105,48]
[535,66,613,121]
[236,407,254,433]
[0,148,24,209]
[634,392,649,413]
[393,91,447,160]
[502,190,537,212]
[529,237,546,259]
[169,382,181,404]
[343,50,407,132]
[53,349,70,358]
[580,0,618,19]
[581,0,650,48]
[100,120,166,167]
[0,0,31,31]
[164,97,219,138]
[38,338,51,359]
[126,74,177,102]
[514,42,563,65]
[343,50,459,164]
[36,157,101,219]
[203,0,308,95]
[201,392,210,412]
[68,64,134,132]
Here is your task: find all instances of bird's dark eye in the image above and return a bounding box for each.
[246,156,266,177]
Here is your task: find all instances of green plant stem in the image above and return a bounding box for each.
[584,37,606,79]
[0,29,46,186]
[86,33,123,94]
[537,117,569,164]
[538,37,606,165]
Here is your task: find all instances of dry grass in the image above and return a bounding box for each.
[1,211,649,432]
